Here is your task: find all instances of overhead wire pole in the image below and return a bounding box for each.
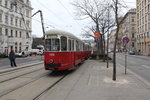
[32,10,46,40]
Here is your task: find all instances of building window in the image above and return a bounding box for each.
[15,6,17,12]
[11,30,13,37]
[147,32,150,38]
[5,0,8,8]
[26,9,30,17]
[132,27,134,30]
[15,31,17,37]
[132,17,134,22]
[26,0,29,4]
[0,13,2,22]
[148,4,150,12]
[10,46,13,51]
[132,33,134,38]
[148,14,150,21]
[5,28,8,36]
[15,18,18,26]
[11,17,13,25]
[15,46,17,52]
[0,27,2,36]
[5,15,8,24]
[0,0,2,5]
[132,42,134,47]
[20,20,22,27]
[10,3,13,10]
[26,32,29,38]
[148,22,150,30]
[20,32,21,38]
[26,20,30,27]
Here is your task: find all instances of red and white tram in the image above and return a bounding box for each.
[44,29,91,71]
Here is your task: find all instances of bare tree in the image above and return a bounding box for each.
[111,0,121,81]
[72,0,108,54]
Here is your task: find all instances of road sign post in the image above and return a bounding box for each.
[122,37,129,74]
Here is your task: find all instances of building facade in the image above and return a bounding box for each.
[136,0,150,55]
[119,8,136,52]
[0,0,32,54]
[109,29,116,52]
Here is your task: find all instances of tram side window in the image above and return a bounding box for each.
[71,40,74,51]
[76,40,79,51]
[61,36,67,51]
[81,43,83,51]
[83,44,85,51]
[68,39,71,51]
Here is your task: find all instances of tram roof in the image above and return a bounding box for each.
[46,29,82,41]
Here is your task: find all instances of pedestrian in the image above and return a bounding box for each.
[8,49,17,67]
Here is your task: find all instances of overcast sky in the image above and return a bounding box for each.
[31,0,136,39]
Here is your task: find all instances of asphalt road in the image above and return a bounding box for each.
[0,55,43,69]
[114,53,150,83]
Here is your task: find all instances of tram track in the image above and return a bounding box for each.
[0,66,73,99]
[0,68,42,83]
[0,63,44,84]
[0,72,49,97]
[0,61,43,75]
[33,71,71,100]
[0,63,46,97]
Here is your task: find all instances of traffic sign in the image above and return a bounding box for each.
[122,37,129,44]
[94,32,100,38]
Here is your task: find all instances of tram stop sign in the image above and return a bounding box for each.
[122,37,129,44]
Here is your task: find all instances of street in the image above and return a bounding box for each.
[0,55,43,69]
[115,53,150,83]
[0,56,150,100]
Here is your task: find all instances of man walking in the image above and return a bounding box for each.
[8,49,17,67]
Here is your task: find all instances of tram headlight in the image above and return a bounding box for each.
[49,59,54,63]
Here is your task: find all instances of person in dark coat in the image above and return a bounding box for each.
[9,49,17,67]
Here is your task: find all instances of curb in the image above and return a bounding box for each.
[117,63,150,88]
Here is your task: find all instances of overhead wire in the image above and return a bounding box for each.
[35,0,67,25]
[56,0,83,28]
[32,18,56,28]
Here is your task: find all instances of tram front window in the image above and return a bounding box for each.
[45,39,60,51]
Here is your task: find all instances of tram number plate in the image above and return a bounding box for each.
[49,53,55,56]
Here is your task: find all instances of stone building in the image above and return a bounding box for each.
[109,29,116,52]
[136,0,150,55]
[0,0,32,54]
[119,8,136,52]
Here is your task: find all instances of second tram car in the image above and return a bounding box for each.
[44,29,91,71]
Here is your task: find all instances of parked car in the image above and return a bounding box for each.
[128,51,135,55]
[15,51,28,57]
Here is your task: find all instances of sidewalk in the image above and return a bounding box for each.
[38,60,150,100]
